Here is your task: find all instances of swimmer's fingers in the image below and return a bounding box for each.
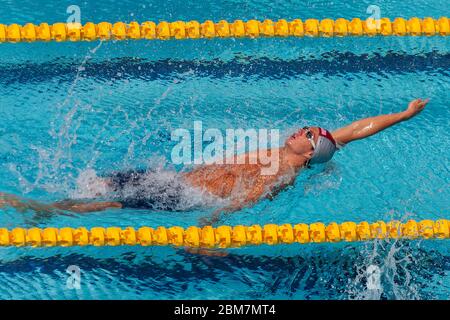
[415,98,429,109]
[198,216,213,227]
[419,98,430,108]
[198,212,221,227]
[405,98,429,119]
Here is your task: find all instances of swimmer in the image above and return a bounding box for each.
[0,98,429,222]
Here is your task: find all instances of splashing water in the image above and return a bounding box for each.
[71,167,226,211]
[0,0,448,300]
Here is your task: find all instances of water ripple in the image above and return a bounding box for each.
[0,50,448,85]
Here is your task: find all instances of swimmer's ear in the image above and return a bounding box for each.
[303,150,314,160]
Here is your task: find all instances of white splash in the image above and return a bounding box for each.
[70,167,226,211]
[70,169,109,199]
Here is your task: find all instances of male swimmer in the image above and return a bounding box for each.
[0,98,429,222]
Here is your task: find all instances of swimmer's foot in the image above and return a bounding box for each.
[1,191,122,215]
[0,192,42,213]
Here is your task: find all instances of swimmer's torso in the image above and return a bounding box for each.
[77,148,301,211]
[182,148,299,205]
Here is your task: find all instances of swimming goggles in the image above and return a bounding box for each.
[303,126,316,150]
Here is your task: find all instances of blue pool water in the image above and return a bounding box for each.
[0,0,449,299]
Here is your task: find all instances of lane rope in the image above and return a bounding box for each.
[1,219,448,248]
[0,17,449,43]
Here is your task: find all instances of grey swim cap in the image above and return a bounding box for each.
[309,127,337,164]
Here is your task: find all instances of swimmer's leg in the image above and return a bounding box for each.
[52,199,123,213]
[0,192,56,213]
[1,192,122,214]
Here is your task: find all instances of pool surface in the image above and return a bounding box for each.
[0,0,449,299]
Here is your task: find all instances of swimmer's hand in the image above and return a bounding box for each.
[403,98,429,119]
[198,200,244,227]
[199,211,221,227]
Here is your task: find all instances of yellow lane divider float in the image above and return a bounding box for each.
[0,219,448,248]
[0,17,449,43]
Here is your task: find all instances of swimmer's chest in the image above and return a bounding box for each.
[186,163,293,198]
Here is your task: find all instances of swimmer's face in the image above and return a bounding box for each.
[285,126,319,158]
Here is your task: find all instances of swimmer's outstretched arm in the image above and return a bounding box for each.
[331,98,429,145]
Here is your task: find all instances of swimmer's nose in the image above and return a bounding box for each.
[294,129,304,138]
